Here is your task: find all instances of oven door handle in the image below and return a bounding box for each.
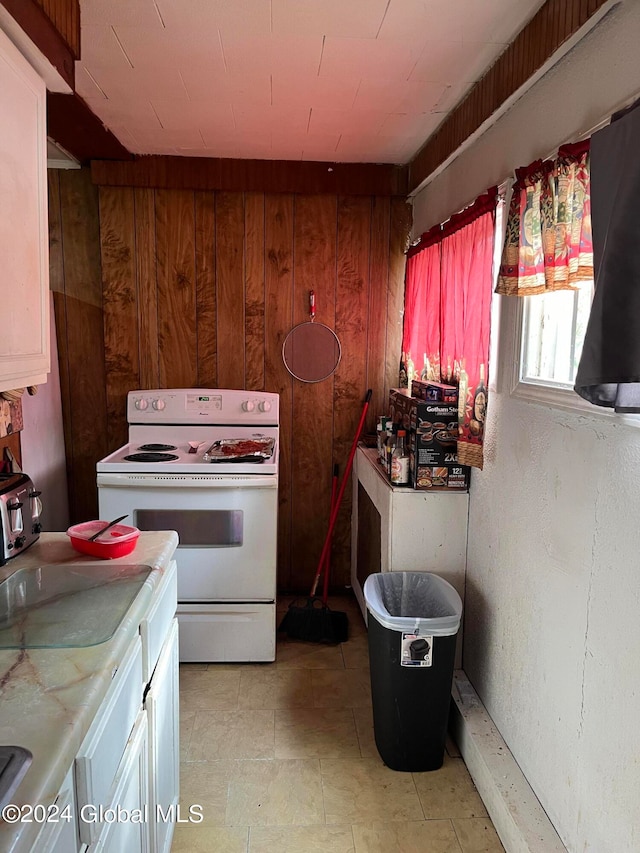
[97,474,278,489]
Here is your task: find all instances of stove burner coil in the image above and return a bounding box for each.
[138,443,177,452]
[124,452,179,463]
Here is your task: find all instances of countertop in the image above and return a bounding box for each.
[0,531,179,853]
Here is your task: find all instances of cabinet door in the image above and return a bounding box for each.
[76,636,143,845]
[32,768,79,853]
[146,618,179,853]
[140,560,177,682]
[0,26,49,392]
[88,710,149,853]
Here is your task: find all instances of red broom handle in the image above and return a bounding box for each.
[314,390,372,582]
[310,463,339,598]
[321,464,340,604]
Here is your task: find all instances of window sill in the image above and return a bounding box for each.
[511,378,640,428]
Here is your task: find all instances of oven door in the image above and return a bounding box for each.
[97,474,277,601]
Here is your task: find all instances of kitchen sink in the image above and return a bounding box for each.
[0,746,32,808]
[0,564,152,648]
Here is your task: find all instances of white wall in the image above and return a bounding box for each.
[412,2,640,851]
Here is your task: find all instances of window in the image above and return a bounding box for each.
[509,268,640,424]
[520,283,594,389]
[493,175,600,414]
[507,284,596,412]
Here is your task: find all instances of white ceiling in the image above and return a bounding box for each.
[77,0,547,165]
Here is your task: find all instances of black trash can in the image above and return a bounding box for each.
[364,571,462,772]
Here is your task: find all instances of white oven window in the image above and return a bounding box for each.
[134,509,243,547]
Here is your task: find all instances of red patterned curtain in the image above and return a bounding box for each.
[496,141,593,295]
[401,189,497,469]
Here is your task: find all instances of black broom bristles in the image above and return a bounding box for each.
[278,597,348,645]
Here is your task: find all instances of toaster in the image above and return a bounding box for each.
[0,473,42,565]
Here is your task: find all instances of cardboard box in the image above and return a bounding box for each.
[409,459,471,491]
[389,389,458,433]
[408,426,459,467]
[410,379,458,403]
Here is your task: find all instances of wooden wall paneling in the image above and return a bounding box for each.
[366,196,392,432]
[100,187,140,450]
[134,188,159,389]
[92,156,408,197]
[570,2,580,29]
[59,169,102,307]
[35,0,79,55]
[578,3,588,28]
[195,192,217,388]
[155,189,198,388]
[579,1,590,26]
[215,192,245,389]
[47,171,64,294]
[498,43,512,105]
[264,194,294,589]
[244,192,265,392]
[63,297,108,520]
[89,183,408,591]
[525,16,536,79]
[52,290,74,512]
[532,6,546,70]
[384,200,412,404]
[48,178,74,510]
[59,169,108,520]
[519,23,529,86]
[290,194,338,592]
[574,2,585,32]
[549,0,563,55]
[332,196,372,588]
[49,169,110,523]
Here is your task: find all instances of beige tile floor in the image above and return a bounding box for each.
[172,595,504,853]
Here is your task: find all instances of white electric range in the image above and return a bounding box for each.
[97,388,279,662]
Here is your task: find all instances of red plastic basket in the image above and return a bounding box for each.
[66,521,140,559]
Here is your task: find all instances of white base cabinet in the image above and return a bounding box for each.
[351,447,469,666]
[146,619,179,853]
[42,560,179,853]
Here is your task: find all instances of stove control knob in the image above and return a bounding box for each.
[242,400,255,412]
[152,399,166,411]
[258,400,272,413]
[134,398,148,411]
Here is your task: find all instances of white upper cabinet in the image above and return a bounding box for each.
[0,25,49,392]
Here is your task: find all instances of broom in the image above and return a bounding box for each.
[278,464,343,644]
[279,390,372,644]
